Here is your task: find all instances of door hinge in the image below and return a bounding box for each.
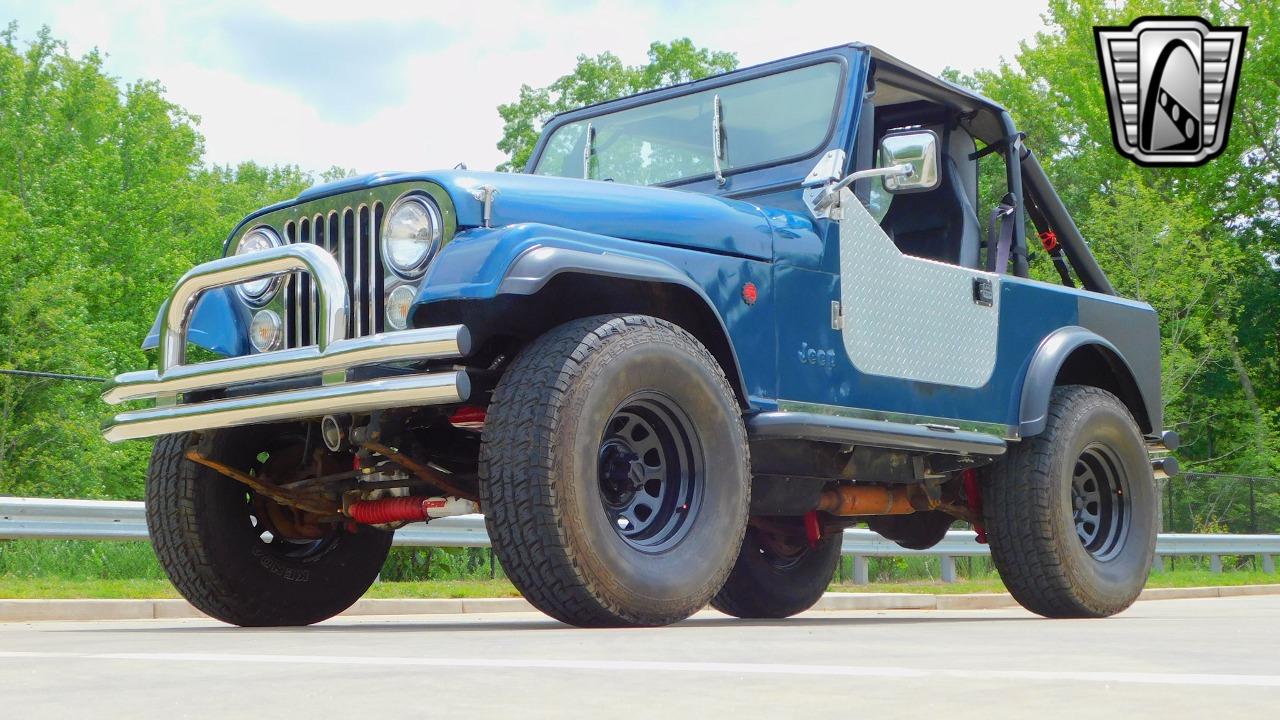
[831,300,843,329]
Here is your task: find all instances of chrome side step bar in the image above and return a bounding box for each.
[103,372,469,443]
[747,412,1007,456]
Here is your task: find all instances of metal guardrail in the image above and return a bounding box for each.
[0,497,491,547]
[2,497,1277,582]
[836,526,1280,582]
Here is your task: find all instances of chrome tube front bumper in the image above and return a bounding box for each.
[103,245,470,443]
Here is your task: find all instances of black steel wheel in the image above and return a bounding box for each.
[1071,445,1131,561]
[983,385,1156,618]
[481,314,750,627]
[146,429,392,627]
[596,393,703,552]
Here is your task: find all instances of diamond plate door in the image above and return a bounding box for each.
[836,189,1000,388]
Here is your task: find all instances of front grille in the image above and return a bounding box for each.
[283,202,386,348]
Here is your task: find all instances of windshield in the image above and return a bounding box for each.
[532,62,843,186]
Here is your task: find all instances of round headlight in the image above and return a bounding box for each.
[382,196,442,278]
[234,227,283,304]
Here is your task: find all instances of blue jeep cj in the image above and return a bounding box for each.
[105,44,1178,627]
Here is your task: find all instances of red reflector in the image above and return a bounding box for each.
[449,405,487,430]
[742,282,758,305]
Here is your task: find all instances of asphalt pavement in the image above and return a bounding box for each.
[2,595,1277,719]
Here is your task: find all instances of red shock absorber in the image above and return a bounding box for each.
[448,405,487,430]
[347,497,427,525]
[961,468,988,544]
[803,510,821,548]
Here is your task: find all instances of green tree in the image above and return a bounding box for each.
[0,24,310,499]
[495,38,738,172]
[952,0,1279,529]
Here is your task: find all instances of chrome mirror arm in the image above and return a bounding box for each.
[805,163,913,214]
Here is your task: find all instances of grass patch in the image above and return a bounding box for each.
[0,576,521,600]
[364,579,521,599]
[1,539,1275,601]
[831,578,1009,594]
[830,569,1280,595]
[1145,569,1279,588]
[0,540,504,582]
[0,540,166,580]
[0,577,180,599]
[2,571,1274,601]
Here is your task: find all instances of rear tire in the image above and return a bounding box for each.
[146,429,392,627]
[480,314,750,627]
[712,524,841,619]
[983,385,1156,618]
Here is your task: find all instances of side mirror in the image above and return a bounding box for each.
[879,130,940,193]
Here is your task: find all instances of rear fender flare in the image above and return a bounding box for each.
[1018,326,1151,437]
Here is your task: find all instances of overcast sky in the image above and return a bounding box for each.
[4,0,1052,175]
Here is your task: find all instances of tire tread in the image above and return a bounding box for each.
[984,385,1149,618]
[480,314,748,627]
[147,432,390,626]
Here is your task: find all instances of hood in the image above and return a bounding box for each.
[251,170,778,261]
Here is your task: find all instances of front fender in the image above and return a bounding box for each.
[410,222,755,406]
[141,286,250,358]
[413,223,712,306]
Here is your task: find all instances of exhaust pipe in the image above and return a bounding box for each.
[816,484,938,516]
[1152,456,1180,479]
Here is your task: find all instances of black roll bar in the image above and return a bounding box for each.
[997,112,1029,278]
[1018,148,1117,296]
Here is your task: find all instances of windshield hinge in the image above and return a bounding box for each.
[471,185,499,227]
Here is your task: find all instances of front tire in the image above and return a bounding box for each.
[983,385,1156,618]
[480,315,750,627]
[146,429,392,627]
[712,523,841,619]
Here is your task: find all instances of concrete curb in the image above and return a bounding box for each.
[0,596,537,623]
[2,585,1277,623]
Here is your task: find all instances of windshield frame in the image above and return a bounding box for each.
[527,53,851,190]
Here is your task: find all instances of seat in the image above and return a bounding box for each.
[879,153,981,267]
